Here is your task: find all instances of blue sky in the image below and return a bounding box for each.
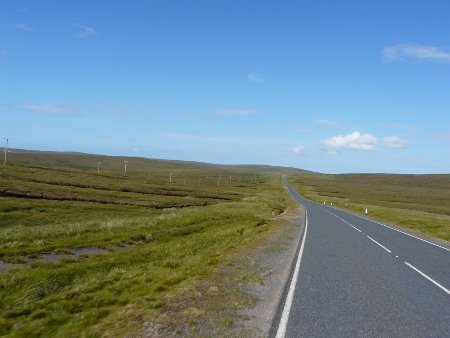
[1,0,450,173]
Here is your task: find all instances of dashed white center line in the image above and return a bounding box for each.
[323,206,450,296]
[322,208,362,233]
[324,204,450,253]
[366,236,392,253]
[404,262,450,296]
[341,219,363,233]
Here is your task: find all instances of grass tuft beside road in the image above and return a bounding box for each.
[289,174,450,241]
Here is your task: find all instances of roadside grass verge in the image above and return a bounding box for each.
[288,174,450,241]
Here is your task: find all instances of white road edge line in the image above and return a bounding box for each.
[404,262,450,296]
[366,236,392,253]
[326,206,450,253]
[276,209,309,338]
[322,208,362,233]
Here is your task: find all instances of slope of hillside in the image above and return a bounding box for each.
[5,149,315,176]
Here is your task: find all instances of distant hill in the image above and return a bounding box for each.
[213,164,315,175]
[4,148,316,175]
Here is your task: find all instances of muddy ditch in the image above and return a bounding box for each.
[2,175,235,201]
[0,247,110,273]
[0,189,209,209]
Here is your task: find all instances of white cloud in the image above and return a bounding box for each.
[16,103,72,116]
[18,7,46,16]
[2,23,34,31]
[247,73,263,83]
[13,23,34,31]
[216,109,256,116]
[313,119,340,127]
[292,145,305,156]
[72,23,96,38]
[321,131,378,151]
[322,149,338,156]
[383,43,450,63]
[383,136,406,149]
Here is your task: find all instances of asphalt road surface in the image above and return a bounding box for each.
[275,177,450,337]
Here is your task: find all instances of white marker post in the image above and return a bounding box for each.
[169,173,173,183]
[365,208,368,215]
[3,138,9,167]
[123,160,128,176]
[97,161,102,174]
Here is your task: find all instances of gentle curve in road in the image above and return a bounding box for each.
[274,177,450,337]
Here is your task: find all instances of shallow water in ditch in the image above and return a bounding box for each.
[0,247,110,273]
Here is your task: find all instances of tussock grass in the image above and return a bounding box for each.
[0,151,291,336]
[289,174,450,241]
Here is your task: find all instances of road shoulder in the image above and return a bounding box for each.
[138,206,306,337]
[236,206,305,337]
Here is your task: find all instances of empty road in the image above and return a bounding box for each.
[274,177,450,337]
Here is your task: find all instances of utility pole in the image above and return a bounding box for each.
[97,161,102,174]
[3,138,9,167]
[123,160,128,176]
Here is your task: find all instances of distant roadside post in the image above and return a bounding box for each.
[123,160,128,176]
[97,161,102,174]
[365,208,368,215]
[3,138,9,167]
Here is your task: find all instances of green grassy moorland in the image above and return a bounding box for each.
[288,173,450,241]
[0,151,294,336]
